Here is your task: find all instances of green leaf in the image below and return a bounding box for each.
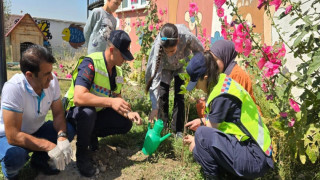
[269,103,280,115]
[300,154,307,164]
[289,17,299,25]
[306,144,319,163]
[293,31,308,47]
[307,56,320,75]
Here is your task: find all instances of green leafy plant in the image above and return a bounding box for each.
[217,0,320,175]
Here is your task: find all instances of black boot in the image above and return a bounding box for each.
[30,152,60,175]
[76,146,96,177]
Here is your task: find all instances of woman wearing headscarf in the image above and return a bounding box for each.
[191,39,262,130]
[209,39,257,103]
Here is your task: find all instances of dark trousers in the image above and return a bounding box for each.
[158,75,185,133]
[66,106,133,150]
[0,121,75,178]
[193,126,273,179]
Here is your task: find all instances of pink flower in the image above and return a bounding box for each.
[141,21,145,27]
[59,64,64,69]
[131,22,136,27]
[53,71,58,77]
[243,39,252,57]
[217,8,224,17]
[289,98,301,112]
[159,9,164,16]
[280,112,288,118]
[257,0,265,9]
[234,38,244,53]
[149,24,154,31]
[285,5,292,15]
[136,21,140,27]
[214,0,226,8]
[131,5,135,9]
[278,43,286,58]
[164,8,168,14]
[156,23,160,30]
[221,27,228,39]
[263,61,280,77]
[261,83,268,92]
[189,2,198,17]
[257,58,266,70]
[270,0,282,11]
[66,74,72,79]
[203,28,207,37]
[288,118,295,127]
[262,44,273,54]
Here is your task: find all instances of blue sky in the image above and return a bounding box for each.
[10,0,88,23]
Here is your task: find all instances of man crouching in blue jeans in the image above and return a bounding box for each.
[0,45,75,180]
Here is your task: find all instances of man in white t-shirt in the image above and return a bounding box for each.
[0,45,75,180]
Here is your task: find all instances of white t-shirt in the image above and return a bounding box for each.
[0,73,61,137]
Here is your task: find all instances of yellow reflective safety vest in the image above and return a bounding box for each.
[64,52,123,112]
[205,73,272,156]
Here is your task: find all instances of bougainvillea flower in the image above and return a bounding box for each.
[257,58,266,70]
[288,118,295,127]
[214,0,226,8]
[217,7,224,17]
[280,112,288,118]
[270,0,282,11]
[289,98,301,112]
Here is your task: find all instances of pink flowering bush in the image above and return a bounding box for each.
[219,0,320,169]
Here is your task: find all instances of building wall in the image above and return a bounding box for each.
[7,15,86,59]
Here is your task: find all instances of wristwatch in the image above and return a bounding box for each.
[57,132,68,138]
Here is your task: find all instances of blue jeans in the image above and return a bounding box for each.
[0,121,75,178]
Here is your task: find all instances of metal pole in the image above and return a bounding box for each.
[87,0,89,18]
[0,0,7,95]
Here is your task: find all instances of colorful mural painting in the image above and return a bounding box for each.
[35,20,53,47]
[62,24,85,49]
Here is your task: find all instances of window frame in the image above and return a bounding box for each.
[116,0,149,13]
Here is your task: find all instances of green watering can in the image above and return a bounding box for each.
[142,119,171,155]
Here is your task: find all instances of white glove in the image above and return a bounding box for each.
[48,145,66,170]
[57,139,73,165]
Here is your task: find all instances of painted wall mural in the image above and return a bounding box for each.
[184,11,202,31]
[35,20,53,46]
[62,24,85,49]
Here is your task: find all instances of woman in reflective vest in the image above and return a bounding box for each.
[184,52,273,179]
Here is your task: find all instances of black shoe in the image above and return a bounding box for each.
[89,135,99,152]
[30,157,60,175]
[76,148,96,177]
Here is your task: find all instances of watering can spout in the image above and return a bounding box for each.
[160,133,171,142]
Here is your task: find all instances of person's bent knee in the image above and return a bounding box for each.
[120,119,133,134]
[3,147,29,173]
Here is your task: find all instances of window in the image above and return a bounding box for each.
[116,0,148,12]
